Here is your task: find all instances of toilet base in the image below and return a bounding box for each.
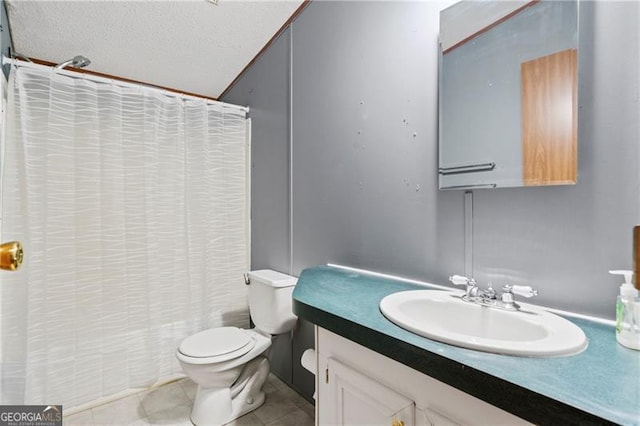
[190,356,270,425]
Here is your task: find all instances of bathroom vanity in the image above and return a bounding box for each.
[292,266,640,425]
[316,327,528,425]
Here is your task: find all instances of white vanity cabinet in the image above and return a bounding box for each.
[315,327,531,426]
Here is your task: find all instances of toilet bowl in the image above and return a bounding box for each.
[176,327,271,425]
[176,269,297,426]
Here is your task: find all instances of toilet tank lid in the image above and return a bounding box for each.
[248,269,297,288]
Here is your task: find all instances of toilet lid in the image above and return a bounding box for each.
[178,327,254,359]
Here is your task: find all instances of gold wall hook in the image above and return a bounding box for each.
[0,241,23,271]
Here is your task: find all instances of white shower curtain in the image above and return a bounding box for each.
[0,65,250,407]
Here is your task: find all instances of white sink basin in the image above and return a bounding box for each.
[379,290,587,357]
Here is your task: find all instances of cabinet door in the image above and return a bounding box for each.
[327,357,415,426]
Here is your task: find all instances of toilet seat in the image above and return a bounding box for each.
[178,327,256,363]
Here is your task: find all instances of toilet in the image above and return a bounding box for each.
[176,269,298,426]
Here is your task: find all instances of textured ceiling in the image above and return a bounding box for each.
[6,0,304,99]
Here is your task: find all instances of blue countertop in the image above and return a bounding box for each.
[292,266,640,425]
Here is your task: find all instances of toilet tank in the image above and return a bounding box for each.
[247,269,298,335]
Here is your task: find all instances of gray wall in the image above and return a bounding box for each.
[224,0,640,401]
[290,1,464,283]
[473,0,640,315]
[223,29,295,385]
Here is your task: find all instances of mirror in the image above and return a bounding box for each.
[438,0,578,189]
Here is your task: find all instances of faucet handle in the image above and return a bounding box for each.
[449,275,473,285]
[502,284,538,298]
[450,275,478,298]
[512,285,538,298]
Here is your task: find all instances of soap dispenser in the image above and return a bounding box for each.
[609,270,640,350]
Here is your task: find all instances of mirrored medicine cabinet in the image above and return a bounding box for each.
[438,0,578,189]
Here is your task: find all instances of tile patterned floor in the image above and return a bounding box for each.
[64,374,315,426]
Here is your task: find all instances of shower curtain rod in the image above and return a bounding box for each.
[1,55,250,114]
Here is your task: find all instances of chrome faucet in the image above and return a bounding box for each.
[449,275,538,311]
